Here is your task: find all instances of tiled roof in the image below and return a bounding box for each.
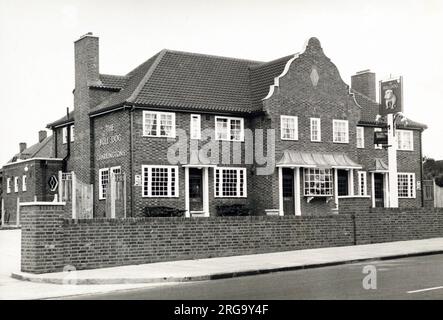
[91,50,263,115]
[8,135,54,163]
[249,55,293,109]
[47,111,74,128]
[90,74,129,90]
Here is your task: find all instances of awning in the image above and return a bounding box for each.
[183,150,218,167]
[276,150,362,169]
[368,158,388,172]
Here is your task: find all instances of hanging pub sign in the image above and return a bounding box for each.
[374,130,388,146]
[379,77,403,116]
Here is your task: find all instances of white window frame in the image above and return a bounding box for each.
[303,168,333,196]
[142,165,179,198]
[374,128,383,149]
[14,177,19,193]
[397,129,413,151]
[357,171,367,196]
[280,115,298,141]
[98,166,121,200]
[215,116,244,142]
[6,178,11,193]
[62,125,74,144]
[310,118,321,142]
[356,126,365,148]
[190,114,201,140]
[22,175,27,192]
[214,167,247,198]
[398,172,416,198]
[333,119,349,143]
[142,111,176,138]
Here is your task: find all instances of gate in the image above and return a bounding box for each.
[105,172,127,218]
[59,171,93,219]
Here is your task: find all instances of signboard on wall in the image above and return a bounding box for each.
[379,77,403,116]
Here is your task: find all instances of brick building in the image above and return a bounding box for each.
[1,34,427,222]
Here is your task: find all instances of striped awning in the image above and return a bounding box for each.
[276,150,362,169]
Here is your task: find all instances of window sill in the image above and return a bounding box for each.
[338,195,371,199]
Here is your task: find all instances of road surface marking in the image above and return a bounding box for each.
[407,286,443,294]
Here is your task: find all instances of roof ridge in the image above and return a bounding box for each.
[100,73,129,78]
[164,49,263,65]
[249,54,295,70]
[29,135,52,158]
[127,50,168,103]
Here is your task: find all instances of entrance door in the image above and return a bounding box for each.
[374,173,385,207]
[282,168,294,215]
[189,168,203,213]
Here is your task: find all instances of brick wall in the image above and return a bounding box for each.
[20,203,443,274]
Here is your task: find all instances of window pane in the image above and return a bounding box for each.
[144,113,157,136]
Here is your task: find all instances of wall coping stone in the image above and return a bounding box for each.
[19,202,66,207]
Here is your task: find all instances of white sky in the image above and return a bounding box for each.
[1,0,442,165]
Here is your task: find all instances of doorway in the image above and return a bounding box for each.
[189,168,203,213]
[374,173,385,208]
[282,168,294,215]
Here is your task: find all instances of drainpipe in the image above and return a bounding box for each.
[62,107,71,172]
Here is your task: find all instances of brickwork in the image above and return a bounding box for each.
[20,204,443,274]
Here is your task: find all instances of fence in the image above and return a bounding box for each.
[19,203,443,274]
[58,171,93,219]
[435,181,443,208]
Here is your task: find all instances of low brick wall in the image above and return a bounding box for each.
[20,203,443,274]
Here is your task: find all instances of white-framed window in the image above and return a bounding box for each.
[374,128,383,149]
[6,178,11,193]
[303,168,333,196]
[357,171,367,196]
[215,116,244,141]
[142,165,178,197]
[214,167,247,197]
[333,119,349,143]
[99,166,121,200]
[190,114,201,140]
[14,177,19,193]
[62,125,74,144]
[398,173,416,198]
[22,175,27,192]
[310,118,321,142]
[397,130,413,151]
[143,111,176,138]
[356,126,365,148]
[280,115,298,140]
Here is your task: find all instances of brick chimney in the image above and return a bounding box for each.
[19,142,27,153]
[351,70,376,101]
[73,32,100,183]
[39,130,47,142]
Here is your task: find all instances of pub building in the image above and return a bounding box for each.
[0,34,427,223]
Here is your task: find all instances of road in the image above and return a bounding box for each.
[65,254,443,300]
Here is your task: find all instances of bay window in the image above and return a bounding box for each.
[303,168,333,196]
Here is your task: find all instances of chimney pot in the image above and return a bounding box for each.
[351,70,376,101]
[39,130,47,143]
[19,142,27,153]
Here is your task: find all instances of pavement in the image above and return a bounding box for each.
[0,230,174,300]
[9,235,443,286]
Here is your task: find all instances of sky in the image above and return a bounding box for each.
[1,0,442,165]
